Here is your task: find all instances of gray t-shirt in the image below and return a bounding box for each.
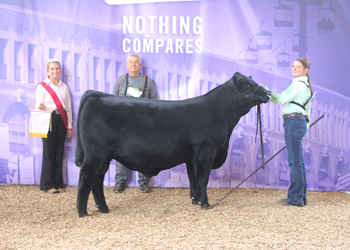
[112,73,157,100]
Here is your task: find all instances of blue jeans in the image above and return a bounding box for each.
[283,115,307,204]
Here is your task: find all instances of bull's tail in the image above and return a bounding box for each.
[75,90,95,167]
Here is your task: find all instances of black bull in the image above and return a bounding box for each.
[75,72,271,217]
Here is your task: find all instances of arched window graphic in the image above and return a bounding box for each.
[318,156,329,191]
[208,81,214,91]
[176,74,183,100]
[0,158,14,184]
[168,72,174,100]
[303,152,314,189]
[62,50,69,83]
[104,59,111,93]
[278,149,289,188]
[142,66,148,76]
[304,152,311,173]
[152,69,158,82]
[74,53,81,92]
[229,138,246,182]
[254,143,271,187]
[93,57,100,90]
[3,102,31,155]
[28,44,36,84]
[334,159,344,185]
[14,41,23,82]
[115,61,122,77]
[185,76,191,99]
[49,48,57,59]
[164,163,189,188]
[199,79,205,95]
[0,38,9,79]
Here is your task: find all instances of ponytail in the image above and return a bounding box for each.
[306,72,313,97]
[296,57,313,97]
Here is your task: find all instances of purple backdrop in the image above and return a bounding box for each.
[0,0,349,191]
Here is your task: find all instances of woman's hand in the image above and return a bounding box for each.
[67,129,73,138]
[38,103,46,110]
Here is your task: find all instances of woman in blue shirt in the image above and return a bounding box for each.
[269,57,313,207]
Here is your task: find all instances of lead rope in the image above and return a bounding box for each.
[217,114,324,203]
[256,104,265,170]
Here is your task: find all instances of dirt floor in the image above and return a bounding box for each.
[1,185,349,250]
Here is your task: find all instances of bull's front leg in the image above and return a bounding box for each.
[186,162,199,205]
[196,167,212,210]
[192,152,215,210]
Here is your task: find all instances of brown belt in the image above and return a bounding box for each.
[283,112,304,120]
[54,109,66,115]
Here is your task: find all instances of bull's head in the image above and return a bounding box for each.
[232,72,271,104]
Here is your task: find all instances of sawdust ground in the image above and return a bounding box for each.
[1,185,349,249]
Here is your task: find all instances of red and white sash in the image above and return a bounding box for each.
[38,82,68,130]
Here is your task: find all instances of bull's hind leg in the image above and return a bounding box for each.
[186,162,199,205]
[76,161,108,218]
[76,168,93,218]
[92,165,109,214]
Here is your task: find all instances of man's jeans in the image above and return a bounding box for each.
[283,115,307,203]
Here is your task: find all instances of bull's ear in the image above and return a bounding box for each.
[233,72,240,78]
[229,73,237,90]
[232,72,240,86]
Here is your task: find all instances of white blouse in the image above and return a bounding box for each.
[35,78,73,129]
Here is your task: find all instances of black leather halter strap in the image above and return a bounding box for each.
[232,83,266,168]
[234,84,262,99]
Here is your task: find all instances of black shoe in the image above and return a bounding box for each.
[277,198,304,207]
[139,184,150,193]
[113,183,126,193]
[304,200,308,206]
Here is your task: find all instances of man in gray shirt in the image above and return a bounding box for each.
[112,54,157,193]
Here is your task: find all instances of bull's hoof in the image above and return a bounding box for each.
[98,206,109,214]
[201,204,212,210]
[191,197,199,205]
[78,210,88,218]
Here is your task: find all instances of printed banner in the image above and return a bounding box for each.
[29,110,52,138]
[0,0,349,192]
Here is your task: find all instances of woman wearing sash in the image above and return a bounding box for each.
[35,58,73,193]
[265,58,313,207]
